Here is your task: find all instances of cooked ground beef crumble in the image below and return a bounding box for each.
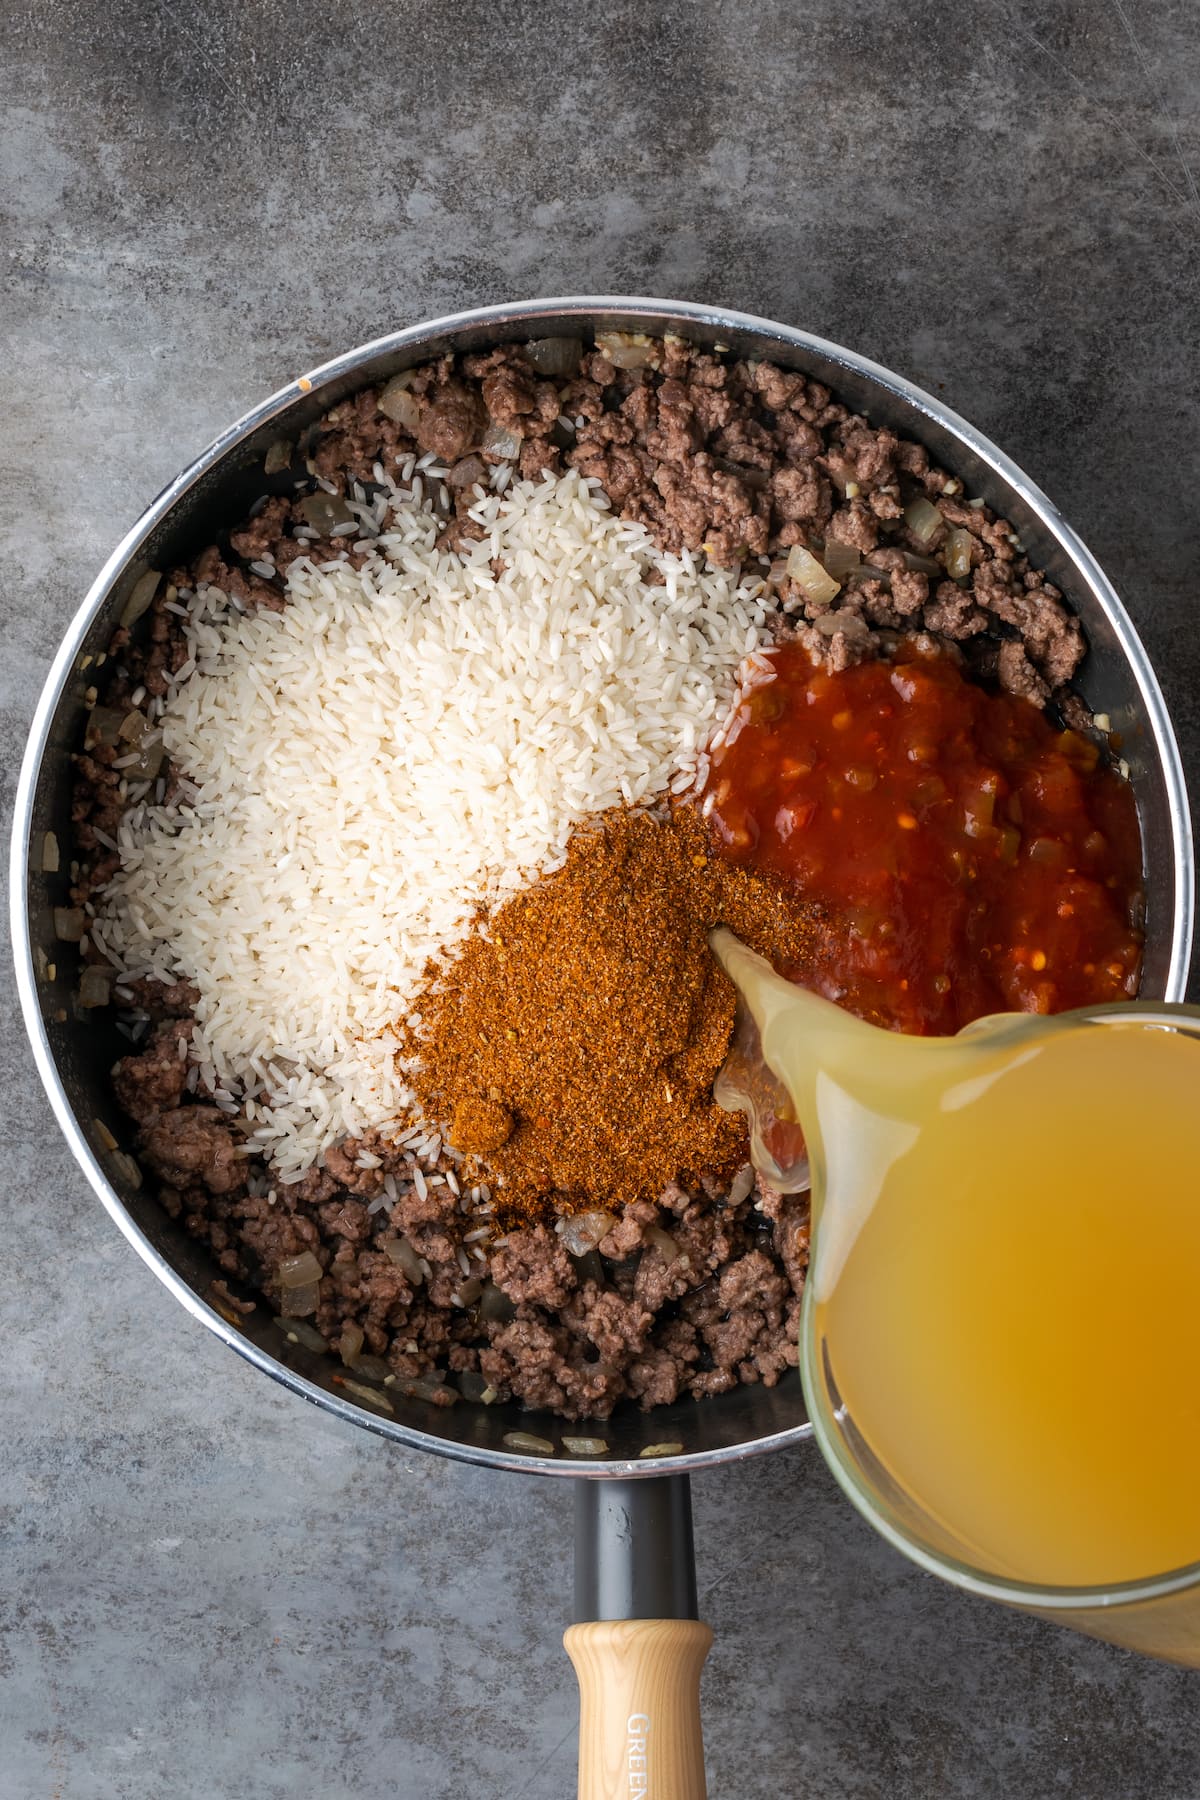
[73,332,1093,1422]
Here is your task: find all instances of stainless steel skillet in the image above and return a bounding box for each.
[12,297,1193,1797]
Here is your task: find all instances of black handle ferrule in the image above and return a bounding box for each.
[573,1474,698,1623]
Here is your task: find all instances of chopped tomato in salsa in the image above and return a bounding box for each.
[703,642,1145,1035]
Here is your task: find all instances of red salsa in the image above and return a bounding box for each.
[703,642,1145,1034]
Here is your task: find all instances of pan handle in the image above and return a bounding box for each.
[565,1476,712,1800]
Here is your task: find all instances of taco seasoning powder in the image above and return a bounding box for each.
[404,805,826,1223]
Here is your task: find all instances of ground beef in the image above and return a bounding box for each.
[416,380,483,462]
[98,337,1084,708]
[140,1107,245,1196]
[77,329,1108,1421]
[111,1020,191,1119]
[108,1019,812,1418]
[490,1227,576,1311]
[117,976,200,1019]
[71,752,125,852]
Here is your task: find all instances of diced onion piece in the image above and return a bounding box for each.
[902,550,942,577]
[785,545,841,608]
[944,527,974,581]
[298,491,355,534]
[821,538,861,582]
[382,1235,425,1284]
[563,1437,609,1456]
[277,1250,323,1289]
[341,1378,395,1413]
[595,331,657,369]
[41,831,60,874]
[127,738,164,781]
[481,422,523,460]
[119,569,160,629]
[479,1281,516,1324]
[378,375,421,430]
[108,1148,143,1191]
[814,608,870,640]
[404,1373,456,1405]
[273,1316,328,1353]
[455,1277,483,1308]
[115,712,165,779]
[558,1209,616,1257]
[639,1442,685,1459]
[524,336,583,376]
[79,966,112,1009]
[93,1117,118,1151]
[354,1353,392,1381]
[54,907,86,942]
[86,707,126,749]
[279,1280,320,1318]
[728,1164,755,1206]
[457,1369,495,1404]
[263,438,293,475]
[503,1431,555,1455]
[338,1322,365,1367]
[903,497,944,545]
[644,1223,681,1262]
[447,454,488,491]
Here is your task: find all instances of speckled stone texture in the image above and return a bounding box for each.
[4,2,1200,1795]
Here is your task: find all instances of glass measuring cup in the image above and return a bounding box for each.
[711,926,1200,1666]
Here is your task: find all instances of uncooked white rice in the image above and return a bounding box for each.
[97,469,772,1175]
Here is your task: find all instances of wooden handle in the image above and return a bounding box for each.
[564,1618,713,1800]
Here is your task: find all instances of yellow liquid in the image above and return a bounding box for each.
[814,1021,1200,1587]
[712,931,1200,1599]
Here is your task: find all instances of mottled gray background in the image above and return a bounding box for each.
[4,1,1200,1795]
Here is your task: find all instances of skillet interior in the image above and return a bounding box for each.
[13,298,1193,1477]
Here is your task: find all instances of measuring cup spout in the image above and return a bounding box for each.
[709,927,884,1192]
[711,926,881,1076]
[711,928,1053,1200]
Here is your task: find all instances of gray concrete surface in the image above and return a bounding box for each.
[4,1,1200,1794]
